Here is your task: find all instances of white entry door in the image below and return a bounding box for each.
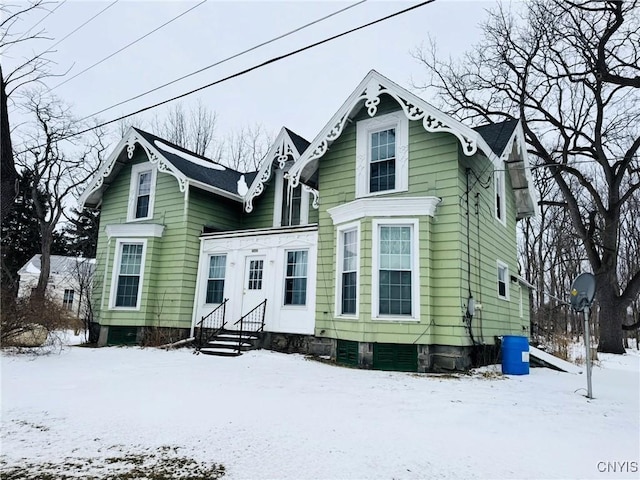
[241,255,267,319]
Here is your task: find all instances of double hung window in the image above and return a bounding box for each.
[206,255,226,304]
[284,250,308,306]
[114,242,145,308]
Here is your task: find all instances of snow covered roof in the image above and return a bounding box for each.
[18,255,96,277]
[79,127,257,208]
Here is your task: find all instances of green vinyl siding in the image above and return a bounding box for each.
[314,97,528,347]
[92,150,244,332]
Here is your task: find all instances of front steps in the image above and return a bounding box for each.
[198,330,261,357]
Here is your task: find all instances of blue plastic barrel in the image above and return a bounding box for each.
[501,335,530,375]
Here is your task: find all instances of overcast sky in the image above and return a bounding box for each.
[5,0,498,150]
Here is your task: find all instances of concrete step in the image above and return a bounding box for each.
[199,348,242,357]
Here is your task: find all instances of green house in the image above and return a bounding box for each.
[80,70,536,371]
[287,70,536,371]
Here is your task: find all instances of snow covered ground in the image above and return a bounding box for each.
[1,333,639,480]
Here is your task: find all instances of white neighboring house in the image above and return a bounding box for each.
[18,255,96,318]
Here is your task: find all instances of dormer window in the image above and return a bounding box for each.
[135,171,152,218]
[281,182,302,226]
[356,111,408,198]
[370,128,396,192]
[495,168,506,224]
[127,163,157,222]
[274,168,309,227]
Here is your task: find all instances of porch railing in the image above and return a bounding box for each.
[195,298,228,350]
[233,299,267,352]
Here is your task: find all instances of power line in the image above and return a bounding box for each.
[81,0,368,122]
[3,0,68,53]
[18,0,437,152]
[10,1,120,76]
[48,0,207,93]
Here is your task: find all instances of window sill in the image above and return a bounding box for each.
[356,187,408,199]
[371,316,420,323]
[109,306,141,311]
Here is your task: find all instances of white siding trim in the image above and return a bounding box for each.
[106,223,165,239]
[327,196,440,225]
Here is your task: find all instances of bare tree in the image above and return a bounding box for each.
[15,90,106,299]
[413,0,640,353]
[223,123,272,172]
[149,102,272,172]
[150,101,219,157]
[1,1,56,222]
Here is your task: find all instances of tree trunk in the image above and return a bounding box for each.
[1,65,19,222]
[597,285,626,354]
[34,229,52,298]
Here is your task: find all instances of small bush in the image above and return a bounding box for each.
[1,289,81,350]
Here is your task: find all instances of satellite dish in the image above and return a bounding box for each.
[570,273,596,312]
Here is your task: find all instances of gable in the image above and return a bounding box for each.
[286,70,537,219]
[79,127,248,209]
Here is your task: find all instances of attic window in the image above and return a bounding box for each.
[127,163,157,222]
[355,111,408,198]
[273,169,309,227]
[495,168,506,225]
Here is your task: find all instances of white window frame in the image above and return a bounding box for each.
[497,260,509,301]
[63,289,74,310]
[519,284,524,318]
[127,163,157,222]
[494,168,506,225]
[371,219,420,321]
[109,238,148,310]
[205,254,227,305]
[273,168,309,227]
[356,111,409,198]
[283,249,309,307]
[334,221,360,318]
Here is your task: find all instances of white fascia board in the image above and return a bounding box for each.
[287,70,487,188]
[327,197,441,225]
[187,179,243,203]
[78,126,139,208]
[105,223,165,238]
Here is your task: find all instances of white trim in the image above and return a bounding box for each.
[371,219,420,321]
[355,111,408,198]
[245,127,303,213]
[287,70,482,189]
[126,162,157,222]
[327,197,441,225]
[497,260,510,301]
[494,167,506,226]
[272,169,311,227]
[105,223,165,239]
[334,221,361,318]
[109,238,148,311]
[282,248,309,307]
[204,254,227,305]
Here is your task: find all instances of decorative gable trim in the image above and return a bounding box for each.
[327,197,441,225]
[287,70,486,190]
[244,127,311,213]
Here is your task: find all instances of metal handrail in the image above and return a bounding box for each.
[233,299,267,353]
[195,298,228,350]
